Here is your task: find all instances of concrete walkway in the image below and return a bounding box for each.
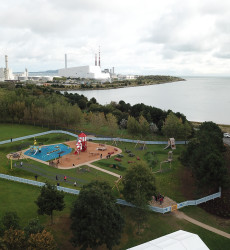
[86,163,121,178]
[174,210,230,239]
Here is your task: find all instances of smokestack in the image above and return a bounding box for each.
[95,54,97,66]
[5,55,9,80]
[65,54,67,69]
[98,46,101,67]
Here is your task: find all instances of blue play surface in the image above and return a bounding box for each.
[24,143,72,162]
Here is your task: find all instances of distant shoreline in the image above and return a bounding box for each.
[55,78,185,91]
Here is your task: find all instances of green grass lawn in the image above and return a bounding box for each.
[0,123,49,141]
[0,123,229,249]
[93,141,186,202]
[0,179,229,250]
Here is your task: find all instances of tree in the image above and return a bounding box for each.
[27,230,56,250]
[182,120,193,142]
[122,163,156,233]
[181,121,228,190]
[106,113,118,136]
[35,182,65,224]
[24,218,44,238]
[70,181,124,250]
[1,211,20,231]
[127,116,141,134]
[162,112,183,138]
[3,228,26,250]
[139,115,149,136]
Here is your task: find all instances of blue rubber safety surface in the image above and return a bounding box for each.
[24,143,72,162]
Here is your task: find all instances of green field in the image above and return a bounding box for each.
[0,179,229,250]
[0,123,229,249]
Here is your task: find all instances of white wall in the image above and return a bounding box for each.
[58,65,110,80]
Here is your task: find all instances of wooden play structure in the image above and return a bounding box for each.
[135,140,147,150]
[154,151,173,173]
[113,176,123,192]
[164,138,176,150]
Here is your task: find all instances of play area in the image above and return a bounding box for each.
[14,132,122,169]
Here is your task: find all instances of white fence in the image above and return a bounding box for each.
[0,174,221,214]
[0,129,187,146]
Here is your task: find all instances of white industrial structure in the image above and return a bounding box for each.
[0,55,15,81]
[58,49,112,80]
[127,230,209,250]
[58,65,110,80]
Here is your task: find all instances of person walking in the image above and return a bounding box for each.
[20,161,23,167]
[35,175,38,181]
[56,175,58,181]
[64,176,67,181]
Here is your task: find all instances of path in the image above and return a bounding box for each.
[86,163,121,178]
[174,210,230,239]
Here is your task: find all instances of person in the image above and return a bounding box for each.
[57,183,60,186]
[100,154,102,159]
[35,175,38,181]
[10,138,12,142]
[20,162,23,167]
[64,176,67,181]
[74,181,77,187]
[56,175,58,181]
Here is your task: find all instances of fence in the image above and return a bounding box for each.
[0,173,221,214]
[0,130,187,146]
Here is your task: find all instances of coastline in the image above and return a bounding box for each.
[54,78,185,91]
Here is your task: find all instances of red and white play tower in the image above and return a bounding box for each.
[75,132,87,154]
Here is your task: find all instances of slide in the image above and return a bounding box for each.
[33,149,38,155]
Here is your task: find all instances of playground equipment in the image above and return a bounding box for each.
[164,138,176,150]
[135,140,147,150]
[113,176,123,193]
[75,132,87,154]
[156,151,173,173]
[29,139,42,155]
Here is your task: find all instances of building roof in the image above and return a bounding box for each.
[127,230,209,250]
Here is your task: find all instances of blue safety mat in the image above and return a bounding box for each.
[24,143,72,161]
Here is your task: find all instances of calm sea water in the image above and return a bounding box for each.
[64,77,230,125]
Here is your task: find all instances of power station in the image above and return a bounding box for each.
[58,48,115,80]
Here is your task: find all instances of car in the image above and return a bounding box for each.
[223,133,230,138]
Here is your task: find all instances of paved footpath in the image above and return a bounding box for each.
[86,163,121,178]
[174,211,230,239]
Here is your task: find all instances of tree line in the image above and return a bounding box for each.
[0,84,192,139]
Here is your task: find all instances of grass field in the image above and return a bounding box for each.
[0,179,229,250]
[0,123,229,249]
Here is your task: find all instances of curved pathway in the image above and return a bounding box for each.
[174,210,230,239]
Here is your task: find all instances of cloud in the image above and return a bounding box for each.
[0,0,230,75]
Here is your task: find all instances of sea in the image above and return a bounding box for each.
[63,77,230,125]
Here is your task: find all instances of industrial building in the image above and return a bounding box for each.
[0,55,15,81]
[58,51,112,80]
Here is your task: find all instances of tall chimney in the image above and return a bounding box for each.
[95,54,97,66]
[65,54,67,69]
[98,46,101,67]
[5,55,9,80]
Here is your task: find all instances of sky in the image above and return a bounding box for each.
[1,0,230,75]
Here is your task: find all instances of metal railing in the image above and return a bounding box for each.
[0,173,221,214]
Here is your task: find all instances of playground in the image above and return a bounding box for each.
[8,132,122,170]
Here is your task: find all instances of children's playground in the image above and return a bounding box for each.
[4,129,185,203]
[8,132,122,169]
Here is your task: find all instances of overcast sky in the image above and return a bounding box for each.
[1,0,230,75]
